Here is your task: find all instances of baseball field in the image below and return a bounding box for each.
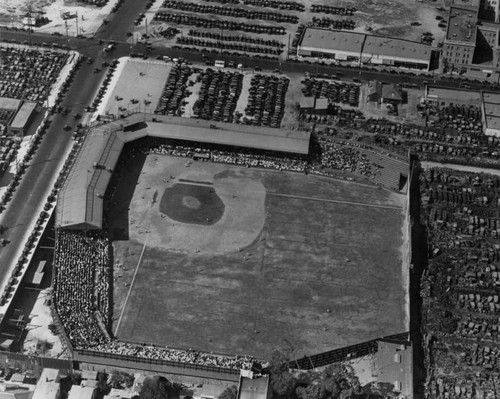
[108,151,408,360]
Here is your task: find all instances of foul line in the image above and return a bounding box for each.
[268,192,402,210]
[114,229,151,336]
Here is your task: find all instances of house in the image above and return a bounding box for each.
[367,81,403,104]
[367,81,383,102]
[381,84,403,104]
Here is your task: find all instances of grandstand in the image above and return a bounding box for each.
[51,111,410,377]
[357,150,409,192]
[56,113,311,230]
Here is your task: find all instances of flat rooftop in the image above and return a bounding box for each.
[426,86,482,104]
[10,101,37,129]
[0,97,21,111]
[363,36,432,63]
[446,6,478,43]
[238,377,269,399]
[300,28,431,63]
[482,91,500,133]
[483,91,500,104]
[452,0,480,9]
[300,28,365,54]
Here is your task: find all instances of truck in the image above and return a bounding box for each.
[214,60,225,68]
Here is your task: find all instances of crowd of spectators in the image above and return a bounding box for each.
[93,341,255,370]
[149,142,308,172]
[0,46,68,103]
[420,168,500,398]
[51,134,409,371]
[53,230,111,348]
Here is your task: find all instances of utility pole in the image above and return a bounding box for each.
[75,11,79,36]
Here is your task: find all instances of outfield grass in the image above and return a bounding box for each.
[110,156,407,360]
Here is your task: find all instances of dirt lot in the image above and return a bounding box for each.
[109,151,408,360]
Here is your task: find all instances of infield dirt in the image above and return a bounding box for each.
[109,152,407,360]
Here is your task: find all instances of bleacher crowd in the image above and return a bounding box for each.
[94,341,255,370]
[53,230,111,348]
[52,134,408,371]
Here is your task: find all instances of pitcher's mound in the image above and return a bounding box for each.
[160,183,225,225]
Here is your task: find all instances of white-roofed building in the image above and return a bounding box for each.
[297,28,433,70]
[8,102,39,136]
[32,369,60,399]
[67,385,96,399]
[0,384,34,399]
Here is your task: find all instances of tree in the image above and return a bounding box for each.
[268,350,298,399]
[140,376,172,399]
[272,370,298,399]
[296,384,327,399]
[218,385,238,399]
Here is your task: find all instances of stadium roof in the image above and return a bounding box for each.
[0,97,21,111]
[300,28,365,54]
[56,131,125,230]
[56,114,311,230]
[10,102,37,129]
[445,6,478,44]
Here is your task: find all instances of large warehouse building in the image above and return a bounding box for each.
[56,114,311,230]
[297,28,433,70]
